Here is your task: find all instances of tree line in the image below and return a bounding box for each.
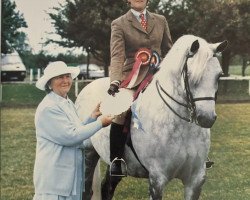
[2,0,250,76]
[1,0,87,70]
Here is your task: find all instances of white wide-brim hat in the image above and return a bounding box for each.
[36,61,80,91]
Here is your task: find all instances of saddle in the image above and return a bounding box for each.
[121,48,161,131]
[120,49,161,171]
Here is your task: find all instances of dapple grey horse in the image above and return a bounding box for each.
[75,35,227,200]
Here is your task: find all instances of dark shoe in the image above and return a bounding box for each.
[110,158,127,177]
[109,123,128,177]
[206,160,214,169]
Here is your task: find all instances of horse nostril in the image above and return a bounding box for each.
[196,115,203,124]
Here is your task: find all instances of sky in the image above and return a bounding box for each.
[14,0,82,55]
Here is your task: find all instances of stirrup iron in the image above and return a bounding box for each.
[110,157,128,177]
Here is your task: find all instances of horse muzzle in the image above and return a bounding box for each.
[195,102,217,128]
[196,113,217,128]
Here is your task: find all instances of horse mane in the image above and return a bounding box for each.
[157,35,214,84]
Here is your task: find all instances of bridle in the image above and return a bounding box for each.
[156,53,217,124]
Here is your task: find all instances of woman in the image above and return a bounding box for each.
[33,61,113,200]
[107,0,173,176]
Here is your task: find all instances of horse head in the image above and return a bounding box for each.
[183,38,228,128]
[155,35,228,128]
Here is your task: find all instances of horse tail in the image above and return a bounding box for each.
[91,159,102,200]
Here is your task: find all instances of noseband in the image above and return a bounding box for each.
[156,53,217,124]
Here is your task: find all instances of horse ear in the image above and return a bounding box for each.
[216,40,228,53]
[190,40,200,54]
[210,40,228,53]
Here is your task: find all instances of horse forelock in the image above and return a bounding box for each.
[188,40,214,84]
[157,36,188,76]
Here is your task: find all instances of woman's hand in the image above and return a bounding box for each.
[91,103,102,119]
[100,115,114,127]
[91,102,114,127]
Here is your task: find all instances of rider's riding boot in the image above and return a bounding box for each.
[206,157,214,169]
[110,123,127,176]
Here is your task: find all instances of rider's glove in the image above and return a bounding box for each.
[107,80,120,96]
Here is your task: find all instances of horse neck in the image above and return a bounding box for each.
[137,64,186,118]
[135,56,190,125]
[153,59,187,101]
[136,45,189,118]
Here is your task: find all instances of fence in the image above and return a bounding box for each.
[27,67,250,97]
[220,76,250,95]
[1,75,248,103]
[73,76,250,97]
[29,68,41,83]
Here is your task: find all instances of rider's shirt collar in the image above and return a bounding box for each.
[131,9,147,22]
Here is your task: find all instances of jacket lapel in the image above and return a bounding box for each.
[146,11,155,34]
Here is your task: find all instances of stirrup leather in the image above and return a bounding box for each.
[109,157,128,177]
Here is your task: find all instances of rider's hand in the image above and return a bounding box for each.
[107,80,120,96]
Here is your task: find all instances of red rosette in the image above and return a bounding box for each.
[135,48,151,66]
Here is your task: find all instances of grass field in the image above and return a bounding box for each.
[1,81,89,106]
[1,104,250,200]
[1,71,250,199]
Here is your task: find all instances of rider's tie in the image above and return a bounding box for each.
[140,13,147,31]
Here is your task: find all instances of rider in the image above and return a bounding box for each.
[107,0,173,176]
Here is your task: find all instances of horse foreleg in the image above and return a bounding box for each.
[183,171,206,200]
[82,139,100,200]
[101,166,122,200]
[148,173,168,200]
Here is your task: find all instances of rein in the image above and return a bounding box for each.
[156,53,216,124]
[156,80,192,122]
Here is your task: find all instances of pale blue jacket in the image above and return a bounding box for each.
[33,92,102,196]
